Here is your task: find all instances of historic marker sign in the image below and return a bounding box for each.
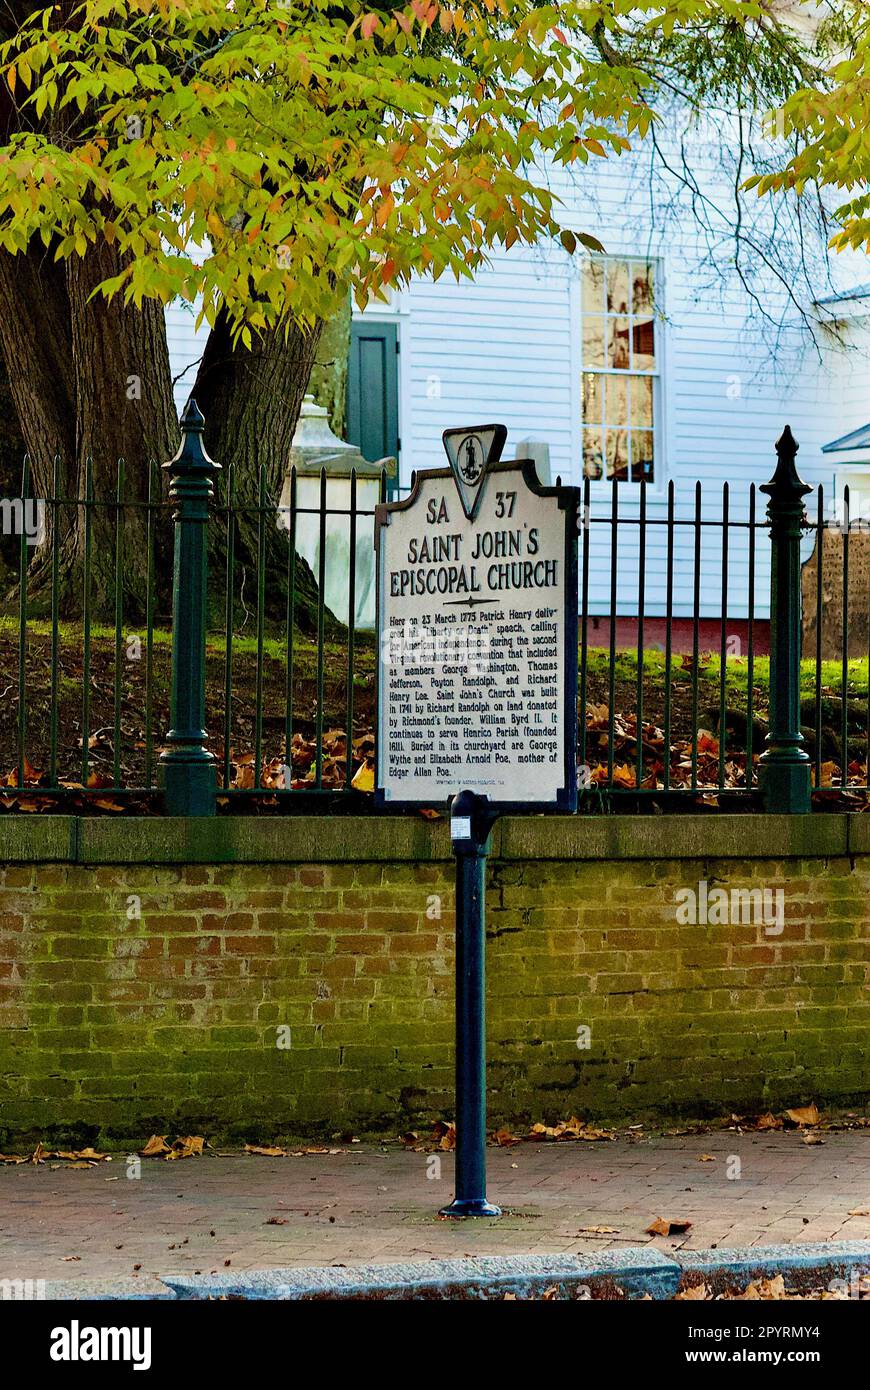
[375,429,579,812]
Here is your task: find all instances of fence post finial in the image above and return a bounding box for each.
[160,399,221,816]
[758,425,812,813]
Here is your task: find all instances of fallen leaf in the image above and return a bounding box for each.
[739,1275,786,1301]
[755,1112,783,1131]
[166,1135,204,1161]
[646,1216,693,1236]
[350,759,374,793]
[140,1135,171,1157]
[53,1146,109,1163]
[676,1283,709,1300]
[244,1144,288,1158]
[785,1104,820,1128]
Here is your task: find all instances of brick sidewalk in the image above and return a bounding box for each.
[1,1131,868,1284]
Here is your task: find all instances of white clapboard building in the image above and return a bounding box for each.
[165,116,870,643]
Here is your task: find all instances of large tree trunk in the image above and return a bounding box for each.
[0,235,335,632]
[65,239,178,616]
[0,239,179,618]
[191,309,330,633]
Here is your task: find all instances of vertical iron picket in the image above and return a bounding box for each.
[746,484,756,789]
[222,463,236,793]
[635,479,646,790]
[17,456,29,792]
[254,464,267,789]
[579,477,590,776]
[284,465,297,779]
[814,485,823,793]
[112,458,125,788]
[841,485,850,786]
[718,482,729,793]
[81,456,93,787]
[607,477,618,785]
[346,468,357,790]
[663,480,674,792]
[690,481,701,793]
[49,454,61,788]
[314,467,327,789]
[144,460,157,793]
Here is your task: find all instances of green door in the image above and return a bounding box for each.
[347,321,400,495]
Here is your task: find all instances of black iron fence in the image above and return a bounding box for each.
[0,407,866,814]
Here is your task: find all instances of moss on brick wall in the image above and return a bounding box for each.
[0,817,867,1146]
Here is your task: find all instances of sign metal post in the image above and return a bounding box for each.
[375,425,579,1216]
[444,789,500,1216]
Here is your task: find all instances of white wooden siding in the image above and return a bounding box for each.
[354,129,870,619]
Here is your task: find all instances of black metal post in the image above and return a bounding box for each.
[439,789,501,1218]
[759,426,812,813]
[161,400,221,816]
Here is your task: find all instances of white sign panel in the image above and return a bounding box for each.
[375,459,578,810]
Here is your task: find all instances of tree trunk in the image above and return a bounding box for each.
[0,244,78,611]
[0,239,179,618]
[0,235,334,632]
[191,308,331,634]
[65,239,178,617]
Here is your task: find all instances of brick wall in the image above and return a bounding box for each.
[0,816,867,1145]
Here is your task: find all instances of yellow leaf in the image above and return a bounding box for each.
[351,760,374,792]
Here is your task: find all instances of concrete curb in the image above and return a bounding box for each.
[37,1240,870,1300]
[91,1239,870,1302]
[675,1240,870,1297]
[164,1249,678,1301]
[41,1275,175,1301]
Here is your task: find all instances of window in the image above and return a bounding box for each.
[580,257,659,483]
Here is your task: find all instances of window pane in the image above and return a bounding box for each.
[632,262,655,314]
[583,426,603,479]
[606,428,629,481]
[606,260,630,314]
[632,317,655,370]
[630,375,654,429]
[608,317,630,369]
[631,430,655,483]
[605,375,628,427]
[582,259,605,314]
[582,315,606,368]
[582,372,602,424]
